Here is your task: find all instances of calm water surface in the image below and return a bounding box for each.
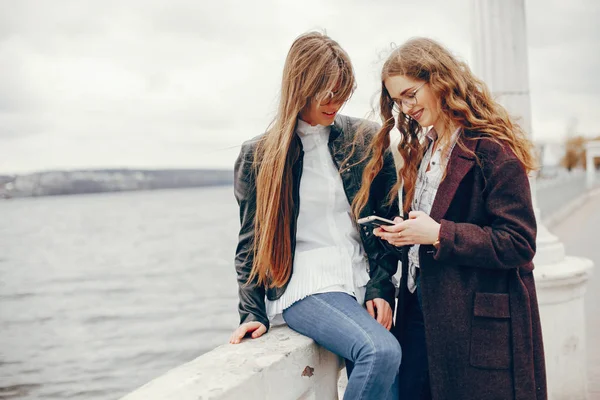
[0,187,240,399]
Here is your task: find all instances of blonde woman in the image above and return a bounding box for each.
[229,32,401,399]
[354,38,547,399]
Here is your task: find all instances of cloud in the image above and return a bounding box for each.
[0,0,598,173]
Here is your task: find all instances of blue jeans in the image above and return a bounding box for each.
[398,274,431,399]
[283,292,401,400]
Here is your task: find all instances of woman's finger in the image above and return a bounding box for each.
[378,230,408,242]
[379,232,416,247]
[384,307,391,329]
[230,322,266,344]
[230,326,248,344]
[366,300,376,319]
[376,305,384,325]
[380,306,390,330]
[385,306,392,330]
[379,221,409,233]
[252,323,267,338]
[387,235,417,245]
[374,299,388,325]
[409,211,423,219]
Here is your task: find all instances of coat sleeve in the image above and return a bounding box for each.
[433,159,537,270]
[364,149,401,309]
[233,143,270,330]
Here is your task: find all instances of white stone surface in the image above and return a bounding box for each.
[537,256,594,400]
[120,326,343,400]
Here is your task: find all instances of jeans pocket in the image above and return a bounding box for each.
[469,292,511,370]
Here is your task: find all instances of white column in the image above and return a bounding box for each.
[586,141,600,190]
[472,1,594,399]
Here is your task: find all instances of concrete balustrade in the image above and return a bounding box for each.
[120,325,343,400]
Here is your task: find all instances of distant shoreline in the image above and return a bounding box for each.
[0,168,233,199]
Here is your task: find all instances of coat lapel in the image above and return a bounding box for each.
[429,136,478,222]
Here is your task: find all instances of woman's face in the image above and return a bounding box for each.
[384,75,441,130]
[298,93,343,126]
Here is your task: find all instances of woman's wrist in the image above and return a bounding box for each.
[432,222,441,248]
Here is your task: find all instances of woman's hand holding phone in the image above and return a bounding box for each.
[374,212,440,247]
[372,216,403,242]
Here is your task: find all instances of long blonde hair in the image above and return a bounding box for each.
[250,32,355,288]
[353,37,536,216]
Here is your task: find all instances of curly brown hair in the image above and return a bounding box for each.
[352,37,537,217]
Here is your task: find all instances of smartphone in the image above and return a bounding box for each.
[357,215,396,228]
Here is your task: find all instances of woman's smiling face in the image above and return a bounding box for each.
[299,92,344,126]
[385,75,441,130]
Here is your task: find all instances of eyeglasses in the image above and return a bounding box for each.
[391,82,427,112]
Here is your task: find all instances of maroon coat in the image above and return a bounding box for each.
[393,132,547,400]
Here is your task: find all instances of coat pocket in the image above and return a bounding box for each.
[469,292,512,370]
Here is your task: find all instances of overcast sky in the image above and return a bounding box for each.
[1,0,598,173]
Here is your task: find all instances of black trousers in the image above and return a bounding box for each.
[398,273,432,399]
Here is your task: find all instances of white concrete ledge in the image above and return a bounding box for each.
[120,326,343,400]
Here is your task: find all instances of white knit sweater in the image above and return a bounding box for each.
[265,119,370,323]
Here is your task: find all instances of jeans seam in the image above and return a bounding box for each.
[310,294,378,399]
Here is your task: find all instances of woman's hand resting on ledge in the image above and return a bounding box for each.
[229,321,267,344]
